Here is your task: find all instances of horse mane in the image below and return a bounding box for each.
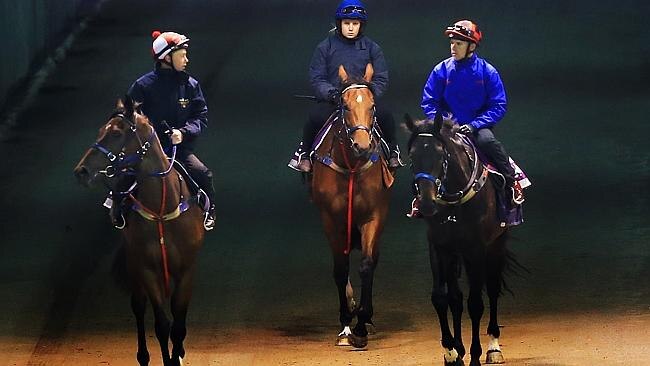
[406,114,460,151]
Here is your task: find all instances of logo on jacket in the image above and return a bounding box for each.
[178,98,190,108]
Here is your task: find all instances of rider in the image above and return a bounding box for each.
[110,30,216,231]
[288,0,403,172]
[421,20,524,204]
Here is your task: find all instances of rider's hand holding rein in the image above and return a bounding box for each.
[171,129,183,145]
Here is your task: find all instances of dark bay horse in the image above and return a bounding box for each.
[405,114,516,366]
[73,98,205,366]
[311,64,393,348]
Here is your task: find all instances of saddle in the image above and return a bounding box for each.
[459,135,530,226]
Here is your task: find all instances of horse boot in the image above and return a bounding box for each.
[387,144,404,170]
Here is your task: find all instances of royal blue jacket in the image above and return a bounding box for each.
[421,54,507,130]
[127,65,208,149]
[309,32,389,101]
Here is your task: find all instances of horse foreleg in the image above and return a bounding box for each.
[131,291,150,366]
[170,271,194,366]
[429,243,459,365]
[466,257,486,366]
[143,272,172,365]
[447,255,466,359]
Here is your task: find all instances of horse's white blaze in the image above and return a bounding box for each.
[488,336,501,351]
[338,326,352,337]
[356,94,363,103]
[444,348,459,362]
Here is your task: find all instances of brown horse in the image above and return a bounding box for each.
[311,64,393,348]
[405,113,519,366]
[73,98,205,366]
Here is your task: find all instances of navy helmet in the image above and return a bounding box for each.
[335,0,368,21]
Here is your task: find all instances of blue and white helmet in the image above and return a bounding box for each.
[335,0,368,21]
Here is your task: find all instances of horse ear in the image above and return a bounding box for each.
[123,95,134,116]
[363,63,374,83]
[433,112,443,135]
[338,65,349,83]
[403,113,415,132]
[116,99,124,109]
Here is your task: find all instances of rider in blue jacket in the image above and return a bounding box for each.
[421,20,524,204]
[288,0,403,172]
[110,31,216,231]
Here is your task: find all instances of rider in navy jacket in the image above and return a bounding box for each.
[421,20,524,204]
[128,67,208,151]
[288,0,403,172]
[110,31,216,231]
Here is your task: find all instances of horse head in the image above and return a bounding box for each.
[338,64,375,157]
[405,113,462,216]
[73,97,158,188]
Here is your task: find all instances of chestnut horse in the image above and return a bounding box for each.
[73,98,205,366]
[311,64,393,348]
[405,113,518,366]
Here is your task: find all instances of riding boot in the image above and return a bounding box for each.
[200,173,217,231]
[287,141,312,172]
[387,143,404,170]
[108,192,126,229]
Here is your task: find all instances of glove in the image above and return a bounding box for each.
[458,124,475,135]
[327,89,341,103]
[170,129,183,145]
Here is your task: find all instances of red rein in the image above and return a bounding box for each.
[129,179,171,297]
[339,142,361,255]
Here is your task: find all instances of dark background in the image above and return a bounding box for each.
[0,0,648,361]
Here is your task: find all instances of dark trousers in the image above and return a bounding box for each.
[302,101,396,151]
[473,128,515,185]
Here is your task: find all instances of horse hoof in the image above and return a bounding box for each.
[348,333,368,349]
[444,359,465,366]
[335,334,351,346]
[485,350,505,364]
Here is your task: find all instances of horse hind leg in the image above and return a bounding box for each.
[466,258,486,366]
[484,235,510,364]
[131,292,150,366]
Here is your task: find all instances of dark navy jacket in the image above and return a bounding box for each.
[127,65,208,150]
[309,33,389,101]
[421,53,507,130]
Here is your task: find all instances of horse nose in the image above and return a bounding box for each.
[74,165,90,185]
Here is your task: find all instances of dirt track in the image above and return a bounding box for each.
[1,1,648,365]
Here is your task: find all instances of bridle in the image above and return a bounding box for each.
[338,84,376,146]
[411,132,488,206]
[91,112,175,178]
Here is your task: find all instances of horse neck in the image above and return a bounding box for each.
[135,138,180,208]
[442,138,474,189]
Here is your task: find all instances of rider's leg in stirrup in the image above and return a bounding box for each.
[376,107,404,169]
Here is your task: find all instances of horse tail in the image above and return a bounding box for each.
[487,232,529,296]
[111,240,131,293]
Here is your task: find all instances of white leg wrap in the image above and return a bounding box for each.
[488,335,501,351]
[338,326,352,337]
[444,348,459,363]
